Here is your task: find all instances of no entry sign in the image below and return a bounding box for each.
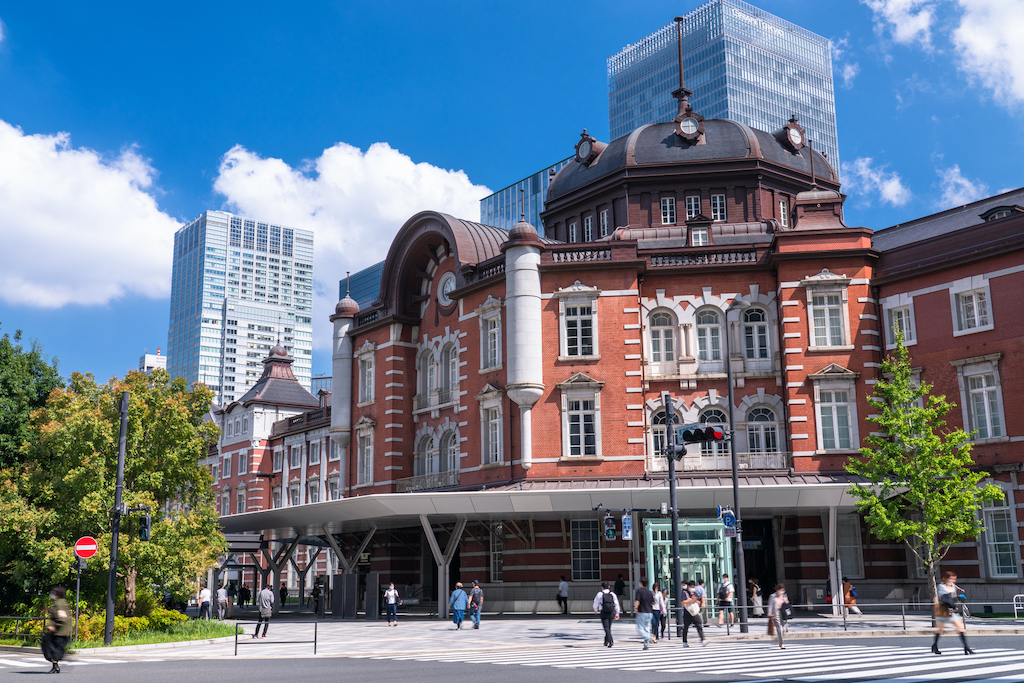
[74,536,99,559]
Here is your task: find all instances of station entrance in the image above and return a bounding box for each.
[644,518,733,613]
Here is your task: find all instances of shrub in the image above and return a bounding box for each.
[147,608,188,631]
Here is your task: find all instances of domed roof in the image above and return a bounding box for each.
[335,295,360,317]
[269,344,288,357]
[546,120,837,202]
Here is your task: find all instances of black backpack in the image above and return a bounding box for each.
[718,582,731,601]
[601,591,616,614]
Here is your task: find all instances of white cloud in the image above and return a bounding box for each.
[862,0,937,48]
[0,17,6,44]
[937,164,989,207]
[840,62,861,89]
[840,157,913,206]
[953,0,1024,107]
[0,120,179,307]
[213,141,491,351]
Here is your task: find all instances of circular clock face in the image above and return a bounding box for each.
[577,140,592,161]
[438,274,456,306]
[788,127,803,145]
[679,117,698,134]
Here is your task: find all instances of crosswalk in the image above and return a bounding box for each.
[0,656,134,669]
[365,641,1024,682]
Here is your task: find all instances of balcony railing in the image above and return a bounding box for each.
[395,469,460,493]
[649,250,759,267]
[413,394,430,411]
[682,451,790,472]
[413,389,457,413]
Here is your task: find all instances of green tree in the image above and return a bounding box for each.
[0,324,63,468]
[846,332,1002,599]
[0,369,224,614]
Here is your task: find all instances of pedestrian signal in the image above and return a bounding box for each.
[139,514,151,542]
[603,515,616,541]
[680,426,725,443]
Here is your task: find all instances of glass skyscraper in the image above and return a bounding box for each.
[479,158,571,235]
[608,0,839,170]
[167,210,314,404]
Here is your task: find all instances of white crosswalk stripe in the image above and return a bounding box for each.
[0,656,130,669]
[367,641,1024,681]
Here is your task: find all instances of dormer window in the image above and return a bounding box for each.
[980,205,1023,222]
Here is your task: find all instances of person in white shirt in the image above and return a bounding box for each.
[592,581,620,647]
[557,576,569,615]
[216,585,228,620]
[197,584,212,620]
[383,583,400,626]
[255,585,274,638]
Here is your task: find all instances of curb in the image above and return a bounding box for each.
[68,635,238,654]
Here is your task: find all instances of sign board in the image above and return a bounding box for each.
[622,514,633,541]
[722,511,736,528]
[724,526,737,538]
[73,536,99,559]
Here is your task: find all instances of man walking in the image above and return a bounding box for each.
[694,579,707,621]
[469,580,484,629]
[634,579,655,650]
[614,574,627,614]
[279,583,288,609]
[449,582,468,629]
[197,583,212,620]
[216,584,228,620]
[717,573,734,626]
[682,580,708,647]
[254,584,273,638]
[384,583,400,626]
[42,586,72,674]
[557,576,569,615]
[226,583,237,618]
[593,581,620,647]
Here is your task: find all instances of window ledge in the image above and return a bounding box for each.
[559,456,604,463]
[807,345,855,352]
[812,449,861,456]
[479,364,503,374]
[357,400,375,408]
[480,461,505,470]
[351,482,375,490]
[953,324,995,338]
[558,354,602,362]
[972,436,1009,445]
[885,341,917,350]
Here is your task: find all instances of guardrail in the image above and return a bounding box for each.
[0,616,47,640]
[234,620,316,655]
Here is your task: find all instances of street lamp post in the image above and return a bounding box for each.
[723,298,749,633]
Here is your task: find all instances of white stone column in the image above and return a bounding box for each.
[330,302,356,453]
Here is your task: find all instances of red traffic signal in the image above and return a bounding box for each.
[681,426,725,443]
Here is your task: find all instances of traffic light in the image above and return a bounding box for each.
[603,514,616,541]
[139,514,151,542]
[662,393,687,460]
[680,426,725,443]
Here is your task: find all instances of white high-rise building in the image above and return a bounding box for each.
[167,210,314,404]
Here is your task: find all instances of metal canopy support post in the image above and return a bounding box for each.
[289,547,322,611]
[261,536,301,616]
[827,506,842,617]
[420,515,466,620]
[322,525,377,574]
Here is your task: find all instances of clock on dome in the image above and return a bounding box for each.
[575,129,602,166]
[779,115,807,152]
[438,272,457,306]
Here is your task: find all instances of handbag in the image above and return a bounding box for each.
[850,588,857,598]
[685,601,701,616]
[780,601,794,621]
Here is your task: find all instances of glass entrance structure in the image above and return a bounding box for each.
[645,518,733,614]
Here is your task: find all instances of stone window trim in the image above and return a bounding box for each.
[952,353,1007,445]
[661,196,677,225]
[477,384,504,466]
[272,446,284,472]
[557,373,605,461]
[950,276,994,337]
[354,417,375,486]
[555,281,601,361]
[599,209,610,237]
[477,296,503,372]
[809,364,861,455]
[979,478,1020,579]
[356,340,376,406]
[801,269,854,351]
[880,292,917,349]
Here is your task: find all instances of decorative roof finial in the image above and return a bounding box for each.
[672,16,693,117]
[519,188,526,222]
[809,139,817,188]
[346,271,351,297]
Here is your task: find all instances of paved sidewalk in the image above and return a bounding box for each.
[51,611,1024,661]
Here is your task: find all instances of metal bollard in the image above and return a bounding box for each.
[902,603,906,630]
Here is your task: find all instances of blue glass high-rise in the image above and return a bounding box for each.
[479,158,571,235]
[167,210,315,404]
[608,0,840,170]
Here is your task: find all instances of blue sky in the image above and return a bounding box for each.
[1,0,1022,383]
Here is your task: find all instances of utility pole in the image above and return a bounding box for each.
[662,392,684,638]
[104,392,129,645]
[724,299,750,633]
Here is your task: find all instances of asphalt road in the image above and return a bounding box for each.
[5,635,1024,682]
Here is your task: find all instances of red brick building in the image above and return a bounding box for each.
[212,112,1024,615]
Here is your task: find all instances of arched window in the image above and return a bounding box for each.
[651,410,668,457]
[441,343,458,400]
[696,309,721,361]
[746,407,779,468]
[650,311,676,363]
[415,435,434,476]
[417,352,436,397]
[440,431,459,472]
[744,308,770,361]
[700,408,728,457]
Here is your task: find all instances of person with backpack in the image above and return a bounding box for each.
[593,580,620,647]
[717,573,734,626]
[468,580,484,629]
[767,583,791,648]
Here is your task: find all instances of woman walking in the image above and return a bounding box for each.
[651,583,665,643]
[933,571,973,655]
[842,577,863,616]
[749,578,764,617]
[766,583,789,649]
[42,586,72,674]
[449,582,468,630]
